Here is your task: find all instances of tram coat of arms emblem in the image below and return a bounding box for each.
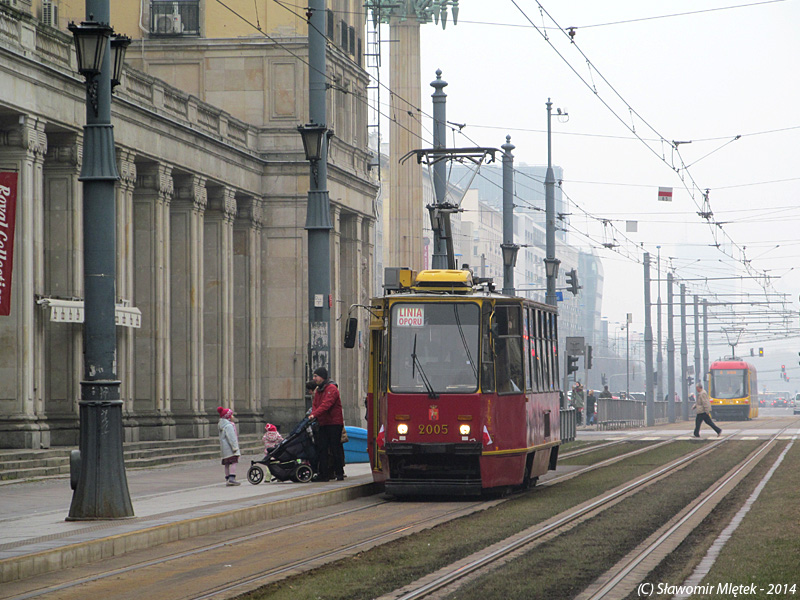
[429,405,439,421]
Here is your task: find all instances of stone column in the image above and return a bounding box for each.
[171,174,209,438]
[204,186,236,417]
[388,18,423,272]
[42,132,83,446]
[133,162,176,440]
[116,149,138,442]
[331,204,342,382]
[233,195,263,434]
[0,116,48,448]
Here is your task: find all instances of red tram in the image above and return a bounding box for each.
[346,268,562,496]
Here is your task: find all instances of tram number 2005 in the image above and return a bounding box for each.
[418,424,449,435]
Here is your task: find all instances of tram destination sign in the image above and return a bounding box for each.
[566,336,585,356]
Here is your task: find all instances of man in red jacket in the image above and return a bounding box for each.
[310,367,345,481]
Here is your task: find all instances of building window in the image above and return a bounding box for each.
[151,1,200,36]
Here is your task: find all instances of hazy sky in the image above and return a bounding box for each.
[407,0,800,374]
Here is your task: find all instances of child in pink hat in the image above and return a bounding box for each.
[217,406,241,486]
[262,423,284,455]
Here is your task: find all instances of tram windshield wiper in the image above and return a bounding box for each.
[411,334,438,399]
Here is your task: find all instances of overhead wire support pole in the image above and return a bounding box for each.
[644,253,654,426]
[694,295,701,397]
[703,299,709,379]
[656,246,663,413]
[667,272,675,423]
[680,284,689,421]
[544,99,560,307]
[304,0,332,380]
[501,135,519,295]
[430,69,450,269]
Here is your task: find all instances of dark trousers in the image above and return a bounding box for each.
[316,424,345,480]
[694,412,721,436]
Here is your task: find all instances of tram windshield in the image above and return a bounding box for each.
[389,302,480,394]
[709,369,747,399]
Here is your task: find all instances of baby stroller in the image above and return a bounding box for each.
[247,416,317,484]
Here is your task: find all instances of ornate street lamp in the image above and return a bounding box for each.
[66,2,133,521]
[110,34,131,89]
[297,123,327,162]
[68,19,113,114]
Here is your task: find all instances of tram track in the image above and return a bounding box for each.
[378,427,793,600]
[5,421,793,600]
[3,435,677,600]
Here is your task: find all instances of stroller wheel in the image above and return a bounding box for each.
[247,465,264,485]
[294,464,313,483]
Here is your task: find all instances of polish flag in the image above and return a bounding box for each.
[377,425,385,448]
[482,425,493,446]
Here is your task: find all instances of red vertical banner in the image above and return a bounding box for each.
[0,172,18,316]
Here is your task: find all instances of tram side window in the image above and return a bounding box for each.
[539,310,550,390]
[523,308,533,392]
[481,302,495,393]
[495,304,524,394]
[550,313,559,388]
[531,307,542,392]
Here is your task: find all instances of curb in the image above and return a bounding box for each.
[1,481,383,584]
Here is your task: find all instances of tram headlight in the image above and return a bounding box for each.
[397,423,409,435]
[459,424,471,436]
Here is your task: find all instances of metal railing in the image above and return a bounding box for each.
[151,1,199,36]
[595,398,645,430]
[560,407,576,442]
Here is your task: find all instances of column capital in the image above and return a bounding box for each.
[173,173,208,214]
[235,196,264,229]
[116,148,137,190]
[137,163,174,200]
[1,115,48,158]
[207,185,237,223]
[45,132,82,169]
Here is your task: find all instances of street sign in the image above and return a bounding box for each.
[566,336,585,356]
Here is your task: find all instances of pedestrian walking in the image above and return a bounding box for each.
[217,406,241,486]
[692,384,722,437]
[309,367,345,481]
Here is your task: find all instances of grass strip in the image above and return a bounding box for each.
[685,441,800,599]
[559,440,657,466]
[440,441,761,600]
[238,441,705,600]
[622,442,787,599]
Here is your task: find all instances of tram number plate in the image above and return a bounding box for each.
[418,424,449,435]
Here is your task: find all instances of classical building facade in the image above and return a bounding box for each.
[0,2,377,448]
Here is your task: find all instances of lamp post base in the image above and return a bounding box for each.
[67,389,134,521]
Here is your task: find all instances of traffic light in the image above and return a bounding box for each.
[759,347,764,357]
[565,269,580,296]
[586,345,593,369]
[601,373,607,386]
[567,355,579,375]
[688,376,694,386]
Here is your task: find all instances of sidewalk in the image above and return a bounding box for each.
[0,455,377,584]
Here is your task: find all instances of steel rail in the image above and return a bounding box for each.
[584,427,792,599]
[384,439,722,600]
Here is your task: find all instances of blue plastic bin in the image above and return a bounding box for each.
[343,426,368,463]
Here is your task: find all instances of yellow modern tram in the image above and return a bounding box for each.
[707,360,758,420]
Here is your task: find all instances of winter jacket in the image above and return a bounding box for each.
[263,430,284,451]
[311,380,344,426]
[694,390,712,414]
[218,418,240,459]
